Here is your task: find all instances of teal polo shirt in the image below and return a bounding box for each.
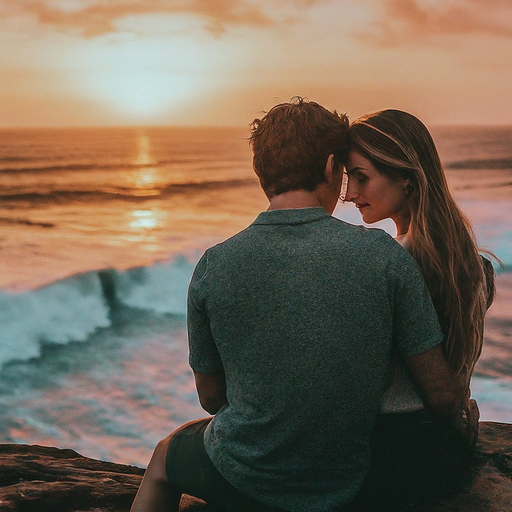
[188,207,442,512]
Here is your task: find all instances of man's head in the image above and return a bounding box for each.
[249,97,349,198]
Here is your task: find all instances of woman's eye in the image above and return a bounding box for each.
[358,176,368,184]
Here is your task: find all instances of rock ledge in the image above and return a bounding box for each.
[1,421,511,511]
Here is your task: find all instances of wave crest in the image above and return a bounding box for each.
[0,256,195,367]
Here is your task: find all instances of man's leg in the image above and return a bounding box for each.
[133,417,285,512]
[130,435,182,512]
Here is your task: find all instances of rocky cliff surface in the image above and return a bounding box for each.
[1,421,510,511]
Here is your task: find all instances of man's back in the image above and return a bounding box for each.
[188,207,442,511]
[130,98,450,512]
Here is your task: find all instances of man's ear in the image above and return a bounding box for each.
[324,154,335,186]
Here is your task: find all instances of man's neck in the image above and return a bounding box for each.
[267,189,324,211]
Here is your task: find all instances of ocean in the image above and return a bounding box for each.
[0,125,511,467]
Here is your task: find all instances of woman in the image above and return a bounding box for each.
[344,109,496,510]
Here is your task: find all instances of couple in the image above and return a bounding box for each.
[131,98,495,512]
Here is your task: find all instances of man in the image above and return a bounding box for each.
[131,98,467,512]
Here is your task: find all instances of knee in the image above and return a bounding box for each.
[155,434,172,460]
[146,435,173,483]
[154,434,173,465]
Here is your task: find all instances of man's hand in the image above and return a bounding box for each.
[194,370,228,415]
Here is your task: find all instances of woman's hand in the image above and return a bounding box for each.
[457,398,480,449]
[452,397,479,449]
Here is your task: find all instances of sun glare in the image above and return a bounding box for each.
[80,70,201,120]
[71,35,228,123]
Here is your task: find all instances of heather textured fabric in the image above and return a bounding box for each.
[187,207,443,512]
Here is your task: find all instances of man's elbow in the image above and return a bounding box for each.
[199,395,226,415]
[194,370,227,415]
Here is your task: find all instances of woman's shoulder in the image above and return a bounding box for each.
[481,254,495,272]
[395,234,412,253]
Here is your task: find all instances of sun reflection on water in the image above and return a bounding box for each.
[135,134,151,165]
[127,133,162,196]
[130,210,157,229]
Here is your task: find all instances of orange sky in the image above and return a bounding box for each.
[1,0,511,127]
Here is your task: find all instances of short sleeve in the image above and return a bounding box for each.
[187,252,224,374]
[390,249,444,358]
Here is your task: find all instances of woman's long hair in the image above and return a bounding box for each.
[349,110,494,384]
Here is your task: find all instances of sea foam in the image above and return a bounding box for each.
[101,255,195,315]
[0,256,195,367]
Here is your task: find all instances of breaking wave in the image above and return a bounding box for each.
[0,256,196,368]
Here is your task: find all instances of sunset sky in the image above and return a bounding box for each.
[1,0,511,127]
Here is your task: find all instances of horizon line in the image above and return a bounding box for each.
[1,122,512,130]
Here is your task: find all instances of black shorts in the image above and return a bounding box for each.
[348,410,472,511]
[165,418,285,512]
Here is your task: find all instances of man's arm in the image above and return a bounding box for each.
[404,344,464,419]
[194,370,227,415]
[405,344,479,447]
[188,252,227,415]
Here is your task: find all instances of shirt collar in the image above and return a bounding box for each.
[253,207,331,226]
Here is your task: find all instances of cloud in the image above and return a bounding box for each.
[1,0,328,38]
[358,0,512,46]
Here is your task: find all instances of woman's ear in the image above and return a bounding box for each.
[401,176,413,194]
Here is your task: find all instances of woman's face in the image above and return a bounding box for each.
[345,150,410,230]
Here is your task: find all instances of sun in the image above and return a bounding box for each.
[80,70,201,120]
[72,36,226,123]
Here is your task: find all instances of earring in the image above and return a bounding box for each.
[406,183,414,194]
